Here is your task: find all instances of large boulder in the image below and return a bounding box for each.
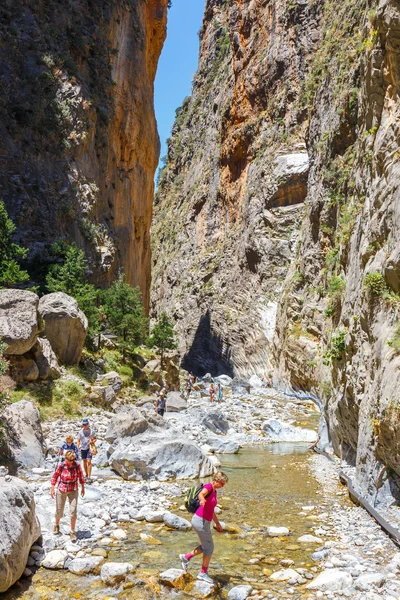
[201,410,229,434]
[0,290,40,355]
[166,391,187,412]
[109,434,215,481]
[32,338,62,380]
[2,401,46,470]
[104,407,148,443]
[38,292,88,365]
[0,476,41,592]
[262,419,317,443]
[8,355,39,382]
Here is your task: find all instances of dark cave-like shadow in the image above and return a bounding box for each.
[182,310,233,378]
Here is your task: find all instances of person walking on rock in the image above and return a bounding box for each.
[209,383,216,403]
[179,471,229,584]
[59,435,79,461]
[76,418,96,483]
[50,450,85,542]
[155,389,167,416]
[217,383,223,403]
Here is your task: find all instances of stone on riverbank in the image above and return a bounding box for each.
[354,572,385,590]
[267,526,289,537]
[207,436,240,454]
[105,407,148,443]
[166,391,187,412]
[228,584,253,600]
[190,579,215,596]
[0,477,41,592]
[100,562,134,586]
[163,512,191,530]
[306,568,353,591]
[110,435,214,480]
[41,550,68,570]
[159,568,192,589]
[262,419,317,442]
[201,410,229,434]
[68,555,105,575]
[270,568,302,582]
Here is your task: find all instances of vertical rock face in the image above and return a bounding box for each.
[274,0,400,499]
[0,0,168,309]
[152,0,319,377]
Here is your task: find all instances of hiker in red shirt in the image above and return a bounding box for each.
[50,450,85,541]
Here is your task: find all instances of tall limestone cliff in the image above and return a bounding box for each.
[274,0,400,501]
[0,0,168,309]
[152,0,319,377]
[153,0,400,503]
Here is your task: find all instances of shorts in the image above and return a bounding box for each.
[192,513,214,556]
[81,448,92,460]
[157,408,165,417]
[56,489,78,520]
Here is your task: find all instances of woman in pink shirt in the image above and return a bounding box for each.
[180,472,229,584]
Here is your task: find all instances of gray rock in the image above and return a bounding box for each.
[32,338,62,380]
[262,419,317,443]
[2,401,46,470]
[0,290,40,355]
[105,407,148,443]
[201,410,229,434]
[110,434,214,480]
[166,391,187,412]
[38,292,88,365]
[41,549,68,570]
[100,562,134,586]
[306,569,353,592]
[207,436,239,453]
[159,568,190,588]
[98,371,123,393]
[68,555,105,575]
[0,477,41,592]
[163,512,191,530]
[228,585,253,600]
[354,573,385,591]
[191,579,215,596]
[8,355,39,382]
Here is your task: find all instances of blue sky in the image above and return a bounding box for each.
[154,0,205,174]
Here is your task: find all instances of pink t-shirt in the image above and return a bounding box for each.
[195,483,217,521]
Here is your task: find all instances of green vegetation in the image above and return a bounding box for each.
[0,341,10,443]
[0,202,29,288]
[363,272,400,306]
[46,242,101,340]
[104,275,148,360]
[148,312,177,368]
[323,328,347,364]
[388,322,400,353]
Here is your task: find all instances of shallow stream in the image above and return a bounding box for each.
[5,441,351,599]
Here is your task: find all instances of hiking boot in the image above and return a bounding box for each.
[197,572,213,584]
[53,524,60,535]
[179,554,189,572]
[70,531,77,542]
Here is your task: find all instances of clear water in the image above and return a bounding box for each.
[5,444,344,599]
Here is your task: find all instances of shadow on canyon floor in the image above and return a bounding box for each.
[182,310,233,378]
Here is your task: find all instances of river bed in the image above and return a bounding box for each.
[4,443,353,600]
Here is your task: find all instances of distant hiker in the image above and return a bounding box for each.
[59,435,79,461]
[155,389,167,416]
[186,377,193,398]
[76,418,96,483]
[50,449,85,542]
[217,383,223,403]
[179,472,229,584]
[209,383,216,403]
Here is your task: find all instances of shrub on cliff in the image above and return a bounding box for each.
[0,340,11,445]
[0,201,29,288]
[148,312,177,368]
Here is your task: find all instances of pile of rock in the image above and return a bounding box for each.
[0,289,88,383]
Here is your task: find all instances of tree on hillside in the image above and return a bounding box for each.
[46,241,101,341]
[0,201,29,288]
[148,312,177,368]
[0,340,10,444]
[103,274,148,359]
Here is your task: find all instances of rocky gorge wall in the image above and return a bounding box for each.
[152,0,400,502]
[0,0,168,309]
[152,0,320,377]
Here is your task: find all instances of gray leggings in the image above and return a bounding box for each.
[192,514,214,556]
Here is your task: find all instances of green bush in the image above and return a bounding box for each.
[323,328,347,364]
[388,323,400,353]
[363,272,387,295]
[0,201,29,287]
